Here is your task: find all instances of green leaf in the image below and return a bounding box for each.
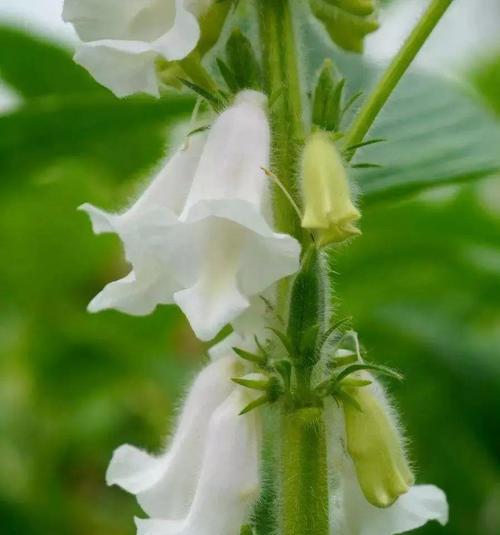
[354,74,500,206]
[0,94,195,188]
[0,25,106,97]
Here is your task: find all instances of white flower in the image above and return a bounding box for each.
[63,0,212,97]
[107,356,263,535]
[81,91,301,341]
[326,396,449,535]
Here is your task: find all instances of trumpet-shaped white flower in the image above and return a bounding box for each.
[63,0,212,97]
[81,91,301,341]
[107,356,263,535]
[326,392,449,535]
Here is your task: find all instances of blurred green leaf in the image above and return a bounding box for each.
[0,25,104,97]
[353,74,500,206]
[0,95,194,186]
[469,52,500,117]
[0,26,195,187]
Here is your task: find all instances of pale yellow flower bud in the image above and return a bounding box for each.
[301,132,361,246]
[343,384,415,508]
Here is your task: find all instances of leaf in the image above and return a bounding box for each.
[353,74,500,206]
[0,94,195,188]
[0,25,106,97]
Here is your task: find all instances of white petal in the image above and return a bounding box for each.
[74,44,159,98]
[151,0,201,62]
[339,470,448,535]
[107,356,240,519]
[135,385,262,535]
[180,90,270,216]
[173,217,299,341]
[87,270,177,316]
[63,0,176,43]
[64,0,201,95]
[81,134,205,315]
[129,134,207,217]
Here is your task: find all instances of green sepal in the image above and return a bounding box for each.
[312,59,345,131]
[240,525,254,535]
[267,327,294,358]
[334,390,363,412]
[232,377,270,391]
[332,362,404,389]
[178,78,225,111]
[216,58,239,93]
[274,359,292,393]
[239,394,269,415]
[232,346,266,366]
[328,353,358,368]
[345,137,386,152]
[341,90,364,118]
[225,28,263,91]
[254,335,271,361]
[316,316,351,357]
[340,378,373,388]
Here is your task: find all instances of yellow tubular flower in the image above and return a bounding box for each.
[301,132,361,246]
[343,383,415,508]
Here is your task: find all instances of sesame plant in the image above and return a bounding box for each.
[38,0,498,534]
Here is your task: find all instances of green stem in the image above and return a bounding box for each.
[281,406,329,535]
[257,3,329,535]
[343,0,454,156]
[257,0,305,241]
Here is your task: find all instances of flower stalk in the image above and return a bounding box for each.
[343,0,454,157]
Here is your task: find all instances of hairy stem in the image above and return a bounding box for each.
[257,0,305,241]
[344,0,454,157]
[281,406,329,535]
[257,2,329,535]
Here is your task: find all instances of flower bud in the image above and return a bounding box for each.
[301,132,361,246]
[343,381,414,508]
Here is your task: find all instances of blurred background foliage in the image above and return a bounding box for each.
[0,8,499,535]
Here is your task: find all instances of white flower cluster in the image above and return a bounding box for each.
[68,1,449,533]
